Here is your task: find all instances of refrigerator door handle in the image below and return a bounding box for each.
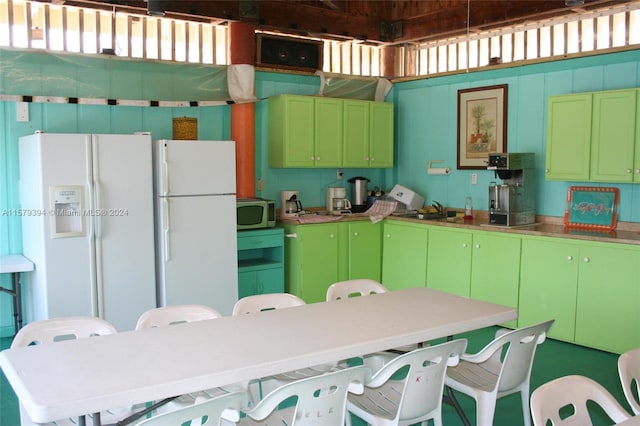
[162,144,169,196]
[92,136,105,320]
[86,136,100,318]
[163,198,171,262]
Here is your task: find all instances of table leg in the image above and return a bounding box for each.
[444,386,471,426]
[13,272,23,333]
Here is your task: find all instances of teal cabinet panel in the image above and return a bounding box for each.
[574,244,640,353]
[519,238,579,342]
[381,221,428,290]
[237,228,284,297]
[426,228,472,297]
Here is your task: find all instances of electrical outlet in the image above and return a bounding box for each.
[337,169,343,180]
[257,178,264,191]
[471,173,478,185]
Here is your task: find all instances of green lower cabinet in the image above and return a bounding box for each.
[469,231,521,329]
[574,244,640,353]
[426,228,472,297]
[519,238,579,342]
[381,221,428,290]
[284,221,382,303]
[347,221,382,281]
[284,223,340,303]
[237,228,285,298]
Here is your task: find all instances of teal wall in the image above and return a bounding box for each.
[1,48,640,335]
[391,50,640,218]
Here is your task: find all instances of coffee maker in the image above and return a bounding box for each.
[280,190,303,218]
[487,153,535,226]
[326,187,352,215]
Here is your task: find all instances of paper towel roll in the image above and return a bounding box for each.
[428,167,451,175]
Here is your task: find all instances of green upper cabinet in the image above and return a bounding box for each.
[269,95,342,168]
[314,97,344,167]
[381,220,428,290]
[546,88,640,183]
[343,100,394,168]
[269,94,393,168]
[590,89,638,182]
[546,93,592,181]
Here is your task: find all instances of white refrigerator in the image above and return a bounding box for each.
[18,132,157,331]
[153,139,238,315]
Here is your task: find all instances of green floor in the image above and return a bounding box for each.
[0,327,630,425]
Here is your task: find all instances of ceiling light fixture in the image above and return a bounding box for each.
[565,0,585,6]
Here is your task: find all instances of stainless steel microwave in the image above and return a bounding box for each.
[237,198,276,230]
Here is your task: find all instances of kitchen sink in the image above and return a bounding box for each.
[391,212,447,221]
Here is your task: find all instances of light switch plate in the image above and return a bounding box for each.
[17,102,29,122]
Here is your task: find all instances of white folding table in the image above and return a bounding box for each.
[0,255,34,334]
[0,287,517,425]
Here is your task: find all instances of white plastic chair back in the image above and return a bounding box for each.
[135,304,222,330]
[618,347,640,415]
[11,316,117,348]
[232,293,305,315]
[326,279,388,301]
[530,375,632,425]
[347,339,466,426]
[445,319,555,426]
[491,320,554,393]
[135,391,249,426]
[239,365,370,426]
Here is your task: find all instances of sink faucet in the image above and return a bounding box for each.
[432,201,444,216]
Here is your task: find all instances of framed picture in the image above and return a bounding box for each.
[457,84,508,169]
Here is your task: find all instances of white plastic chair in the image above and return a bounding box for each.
[326,279,420,371]
[135,304,222,329]
[135,305,250,413]
[618,347,640,415]
[232,293,306,315]
[346,339,467,426]
[530,375,633,425]
[232,293,340,398]
[444,319,555,426]
[237,365,370,426]
[11,316,128,426]
[134,391,250,426]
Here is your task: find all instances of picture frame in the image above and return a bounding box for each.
[457,84,508,169]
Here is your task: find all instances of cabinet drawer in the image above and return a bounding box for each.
[237,233,282,250]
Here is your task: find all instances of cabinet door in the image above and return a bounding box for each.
[575,245,640,353]
[238,270,257,299]
[426,228,472,297]
[268,95,315,168]
[590,89,637,182]
[369,102,394,168]
[315,97,343,167]
[348,221,382,281]
[519,238,579,342]
[470,232,521,328]
[381,221,428,290]
[342,100,370,168]
[297,224,340,303]
[546,93,592,181]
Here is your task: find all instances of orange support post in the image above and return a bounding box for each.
[230,22,256,198]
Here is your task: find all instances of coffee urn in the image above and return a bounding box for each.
[348,176,370,213]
